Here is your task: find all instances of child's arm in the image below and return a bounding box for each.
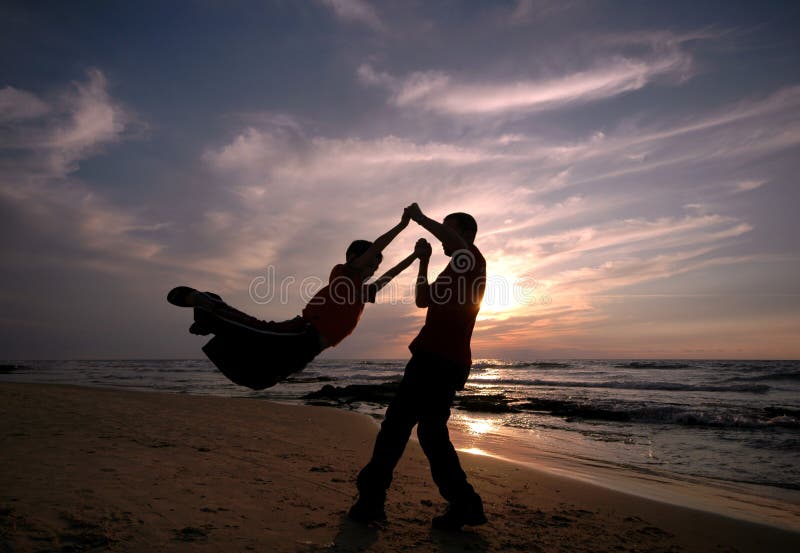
[405,203,467,253]
[350,212,411,271]
[414,238,432,308]
[371,252,418,294]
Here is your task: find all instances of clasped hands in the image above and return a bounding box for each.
[399,203,432,259]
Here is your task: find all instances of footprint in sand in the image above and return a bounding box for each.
[171,526,210,542]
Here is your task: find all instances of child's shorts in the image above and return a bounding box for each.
[199,311,323,390]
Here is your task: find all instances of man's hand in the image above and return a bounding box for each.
[414,238,432,259]
[405,202,424,223]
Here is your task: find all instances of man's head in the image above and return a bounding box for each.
[346,240,382,278]
[442,212,477,256]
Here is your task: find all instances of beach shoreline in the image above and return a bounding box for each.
[1,382,798,552]
[274,394,800,532]
[442,413,800,532]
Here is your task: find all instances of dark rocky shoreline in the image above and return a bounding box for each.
[0,364,27,374]
[300,382,633,422]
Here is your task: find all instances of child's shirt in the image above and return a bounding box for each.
[302,264,378,347]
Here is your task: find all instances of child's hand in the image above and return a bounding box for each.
[414,238,432,259]
[401,209,411,226]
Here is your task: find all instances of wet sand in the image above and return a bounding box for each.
[1,382,798,552]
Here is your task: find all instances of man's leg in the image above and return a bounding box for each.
[415,357,486,530]
[355,386,418,494]
[350,359,422,521]
[417,401,475,503]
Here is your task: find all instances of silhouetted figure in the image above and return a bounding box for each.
[167,212,419,389]
[349,203,487,531]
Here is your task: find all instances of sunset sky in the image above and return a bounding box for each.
[1,1,798,360]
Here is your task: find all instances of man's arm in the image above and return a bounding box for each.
[405,203,467,252]
[349,212,411,271]
[414,238,432,308]
[371,252,418,293]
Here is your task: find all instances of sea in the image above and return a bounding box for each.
[2,358,799,528]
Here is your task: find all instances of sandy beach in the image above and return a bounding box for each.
[1,382,798,552]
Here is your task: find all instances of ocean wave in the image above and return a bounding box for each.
[353,360,405,367]
[0,364,31,373]
[763,406,800,419]
[704,360,800,372]
[101,374,147,380]
[612,361,692,370]
[514,398,800,429]
[284,375,336,384]
[724,372,800,383]
[471,361,572,370]
[744,437,800,452]
[337,373,404,381]
[467,377,770,394]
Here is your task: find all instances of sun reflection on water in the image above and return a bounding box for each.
[459,447,491,456]
[464,417,496,436]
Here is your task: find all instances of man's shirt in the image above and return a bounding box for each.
[409,243,486,368]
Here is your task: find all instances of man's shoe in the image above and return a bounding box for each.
[432,500,487,531]
[347,496,387,523]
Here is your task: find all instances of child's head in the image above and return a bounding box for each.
[442,212,478,255]
[346,240,383,278]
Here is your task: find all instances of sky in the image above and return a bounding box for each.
[1,0,798,360]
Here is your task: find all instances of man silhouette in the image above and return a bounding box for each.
[349,203,487,531]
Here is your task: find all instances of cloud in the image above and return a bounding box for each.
[359,58,679,115]
[47,69,133,174]
[319,0,384,32]
[205,130,500,175]
[583,85,800,164]
[521,214,749,268]
[485,85,800,194]
[508,0,580,24]
[358,32,698,116]
[0,69,165,277]
[206,85,800,234]
[202,124,523,216]
[0,86,50,122]
[479,211,754,305]
[0,72,298,316]
[735,179,766,192]
[0,68,133,181]
[0,69,138,179]
[468,204,758,347]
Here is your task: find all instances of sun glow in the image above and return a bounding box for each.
[478,263,541,321]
